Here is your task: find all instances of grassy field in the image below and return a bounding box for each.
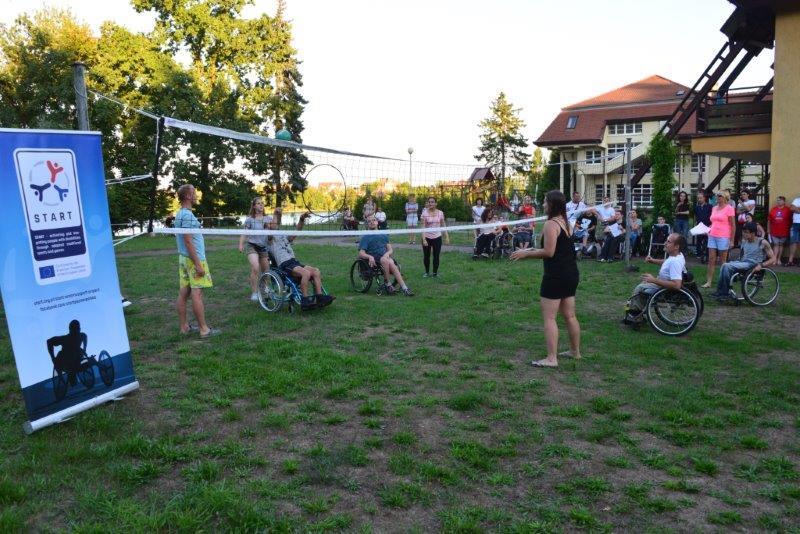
[1,234,799,532]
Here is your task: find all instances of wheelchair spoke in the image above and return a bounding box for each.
[743,268,779,306]
[258,270,285,312]
[647,289,699,336]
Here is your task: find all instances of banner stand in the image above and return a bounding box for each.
[23,381,139,434]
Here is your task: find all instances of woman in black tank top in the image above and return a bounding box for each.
[510,190,581,368]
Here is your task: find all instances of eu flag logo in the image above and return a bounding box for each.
[39,265,55,279]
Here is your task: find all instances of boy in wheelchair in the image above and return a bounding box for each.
[358,216,414,296]
[623,233,686,325]
[712,221,776,302]
[268,212,335,311]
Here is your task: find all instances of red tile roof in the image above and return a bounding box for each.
[535,75,693,147]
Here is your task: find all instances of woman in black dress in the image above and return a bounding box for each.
[510,190,581,368]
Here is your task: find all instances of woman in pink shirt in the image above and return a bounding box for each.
[703,190,736,287]
[420,196,450,277]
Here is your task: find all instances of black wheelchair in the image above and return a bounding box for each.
[349,257,401,294]
[727,266,780,306]
[627,272,704,336]
[51,349,115,401]
[472,231,514,260]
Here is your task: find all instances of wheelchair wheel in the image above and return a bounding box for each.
[52,368,68,401]
[350,259,373,293]
[78,362,95,389]
[98,350,115,387]
[258,270,285,312]
[742,268,779,306]
[647,288,700,336]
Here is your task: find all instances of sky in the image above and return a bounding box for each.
[1,0,775,166]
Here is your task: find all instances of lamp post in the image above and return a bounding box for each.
[407,147,414,189]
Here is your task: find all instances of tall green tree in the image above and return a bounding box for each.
[0,9,96,129]
[133,0,307,214]
[475,92,530,192]
[525,147,545,196]
[244,0,310,207]
[647,132,678,223]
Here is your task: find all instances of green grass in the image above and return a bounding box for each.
[1,239,799,530]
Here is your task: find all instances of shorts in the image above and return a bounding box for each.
[279,258,305,276]
[707,235,730,250]
[179,256,213,289]
[406,215,418,226]
[245,242,269,258]
[791,223,800,244]
[770,235,787,245]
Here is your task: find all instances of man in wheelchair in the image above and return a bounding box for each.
[268,212,335,311]
[712,221,776,302]
[47,319,87,386]
[623,233,686,325]
[358,216,414,296]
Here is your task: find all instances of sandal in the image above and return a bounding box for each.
[700,283,711,288]
[199,328,222,339]
[531,359,558,369]
[558,350,581,359]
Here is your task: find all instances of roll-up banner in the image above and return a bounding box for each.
[0,128,139,434]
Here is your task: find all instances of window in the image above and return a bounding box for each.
[585,149,602,164]
[594,184,611,203]
[608,122,643,135]
[566,116,578,129]
[615,184,654,207]
[607,142,641,157]
[690,154,706,173]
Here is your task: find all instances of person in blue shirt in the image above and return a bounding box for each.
[358,216,413,296]
[174,184,220,338]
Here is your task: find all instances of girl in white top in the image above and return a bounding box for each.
[421,196,450,277]
[471,198,486,238]
[405,194,419,244]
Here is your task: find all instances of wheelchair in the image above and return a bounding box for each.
[573,234,599,261]
[257,257,330,313]
[627,272,704,336]
[726,267,780,306]
[472,231,514,260]
[51,349,115,401]
[349,257,401,294]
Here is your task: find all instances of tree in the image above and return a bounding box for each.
[133,0,308,214]
[535,150,561,203]
[525,147,546,197]
[647,132,678,223]
[0,9,96,129]
[244,0,311,206]
[475,92,530,194]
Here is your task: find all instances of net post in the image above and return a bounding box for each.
[147,117,165,234]
[72,62,90,131]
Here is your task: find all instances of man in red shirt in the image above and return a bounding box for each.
[768,196,791,266]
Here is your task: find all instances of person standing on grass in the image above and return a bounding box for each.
[405,194,419,244]
[628,209,642,257]
[703,190,736,288]
[510,190,581,369]
[471,197,486,238]
[767,196,790,265]
[375,205,388,229]
[174,184,220,338]
[694,190,712,263]
[674,191,691,242]
[362,194,375,223]
[421,196,449,277]
[238,197,271,302]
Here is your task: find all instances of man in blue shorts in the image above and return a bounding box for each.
[358,216,413,296]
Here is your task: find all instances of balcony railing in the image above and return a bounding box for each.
[697,85,773,134]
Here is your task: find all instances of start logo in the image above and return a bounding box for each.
[26,159,70,206]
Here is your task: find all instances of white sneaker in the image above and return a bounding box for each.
[250,292,259,301]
